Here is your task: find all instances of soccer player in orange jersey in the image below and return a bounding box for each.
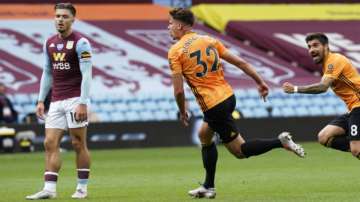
[283,33,360,159]
[168,8,305,199]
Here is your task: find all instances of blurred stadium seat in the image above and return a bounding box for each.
[1,1,353,124]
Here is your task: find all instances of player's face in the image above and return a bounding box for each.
[54,9,74,34]
[168,16,182,40]
[307,39,328,64]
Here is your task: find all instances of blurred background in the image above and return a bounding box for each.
[0,0,360,153]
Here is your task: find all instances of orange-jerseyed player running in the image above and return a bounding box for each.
[168,8,305,199]
[283,33,360,159]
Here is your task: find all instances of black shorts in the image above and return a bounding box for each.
[329,107,360,140]
[203,95,239,143]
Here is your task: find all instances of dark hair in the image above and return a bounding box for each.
[169,8,195,26]
[305,33,328,45]
[54,3,76,17]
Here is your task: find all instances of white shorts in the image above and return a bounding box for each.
[45,97,90,130]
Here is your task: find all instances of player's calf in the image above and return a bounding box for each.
[322,136,349,152]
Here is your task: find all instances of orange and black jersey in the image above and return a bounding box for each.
[323,53,360,111]
[168,32,233,112]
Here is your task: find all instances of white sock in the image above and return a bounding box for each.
[76,179,88,192]
[44,181,57,192]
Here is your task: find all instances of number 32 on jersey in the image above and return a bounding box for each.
[190,46,219,78]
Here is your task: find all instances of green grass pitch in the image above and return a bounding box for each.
[0,142,359,202]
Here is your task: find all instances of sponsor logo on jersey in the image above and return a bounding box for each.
[53,62,70,70]
[80,51,91,59]
[66,41,74,49]
[52,52,66,62]
[56,44,64,51]
[49,43,55,48]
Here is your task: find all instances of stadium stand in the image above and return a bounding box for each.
[0,2,353,122]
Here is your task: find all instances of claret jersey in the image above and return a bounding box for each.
[44,32,92,101]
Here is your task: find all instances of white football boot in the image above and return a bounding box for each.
[25,190,56,200]
[71,189,88,199]
[188,185,216,199]
[278,132,305,158]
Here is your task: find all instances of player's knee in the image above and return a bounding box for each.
[233,143,247,159]
[71,139,84,152]
[198,133,212,145]
[317,130,330,146]
[350,147,360,159]
[43,138,57,151]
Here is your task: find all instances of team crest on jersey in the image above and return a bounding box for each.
[49,43,55,48]
[66,41,74,49]
[326,64,334,74]
[56,44,64,51]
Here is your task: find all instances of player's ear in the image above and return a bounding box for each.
[325,44,330,51]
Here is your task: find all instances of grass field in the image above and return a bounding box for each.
[0,142,359,202]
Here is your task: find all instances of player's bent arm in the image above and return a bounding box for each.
[77,38,93,105]
[172,74,186,114]
[298,76,334,94]
[38,42,52,102]
[221,50,265,85]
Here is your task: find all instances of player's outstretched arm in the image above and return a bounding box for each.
[221,51,269,101]
[283,76,334,94]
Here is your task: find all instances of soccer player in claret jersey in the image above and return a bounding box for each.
[26,3,92,200]
[283,33,360,159]
[167,8,305,199]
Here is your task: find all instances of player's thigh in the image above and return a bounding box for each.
[64,97,89,129]
[318,114,348,144]
[45,101,68,130]
[318,125,346,144]
[198,122,214,145]
[204,95,239,144]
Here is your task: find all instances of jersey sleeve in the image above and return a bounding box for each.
[76,38,92,63]
[168,46,182,75]
[214,38,228,57]
[38,40,53,102]
[76,38,93,104]
[323,55,346,80]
